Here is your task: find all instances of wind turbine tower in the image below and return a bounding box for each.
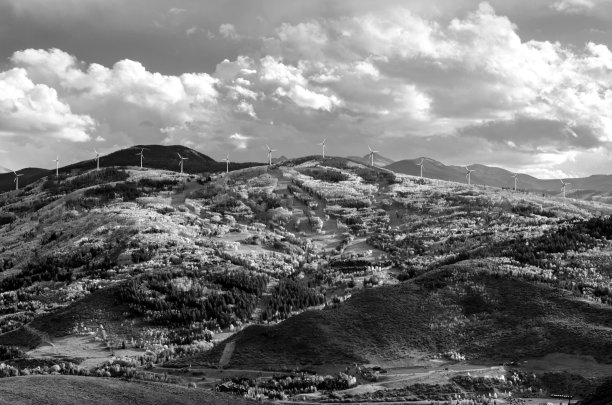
[53,155,60,177]
[368,146,379,167]
[136,148,148,169]
[93,149,101,170]
[417,158,425,178]
[465,166,475,185]
[560,179,571,198]
[512,173,519,191]
[266,144,277,166]
[318,138,327,159]
[12,171,23,191]
[223,153,230,173]
[177,153,188,174]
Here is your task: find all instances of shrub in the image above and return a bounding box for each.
[0,212,17,226]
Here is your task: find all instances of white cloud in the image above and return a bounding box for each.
[0,68,95,142]
[551,0,595,13]
[186,26,200,36]
[219,23,239,39]
[6,3,612,176]
[10,48,222,149]
[229,133,250,149]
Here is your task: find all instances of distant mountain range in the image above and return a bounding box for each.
[0,145,264,193]
[386,158,612,200]
[4,149,612,201]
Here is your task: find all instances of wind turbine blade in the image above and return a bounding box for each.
[177,153,183,158]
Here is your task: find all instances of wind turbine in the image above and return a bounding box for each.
[512,173,519,191]
[53,155,60,177]
[12,170,23,191]
[368,145,378,167]
[465,166,475,185]
[266,144,277,166]
[416,158,425,178]
[177,153,188,174]
[318,138,327,159]
[560,179,571,198]
[222,153,230,173]
[135,147,148,169]
[93,149,101,170]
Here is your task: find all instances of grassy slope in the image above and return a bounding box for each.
[179,261,612,369]
[0,375,261,405]
[0,286,131,348]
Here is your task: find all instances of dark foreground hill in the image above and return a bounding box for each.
[0,375,260,405]
[177,261,612,369]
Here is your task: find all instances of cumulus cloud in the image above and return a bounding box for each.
[10,48,224,149]
[0,67,95,142]
[5,3,612,177]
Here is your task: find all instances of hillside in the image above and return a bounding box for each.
[386,157,612,199]
[0,145,265,193]
[347,152,395,167]
[0,167,51,194]
[182,261,612,369]
[2,155,612,401]
[0,375,260,405]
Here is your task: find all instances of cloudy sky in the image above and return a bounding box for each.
[2,0,612,177]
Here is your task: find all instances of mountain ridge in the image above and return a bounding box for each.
[0,145,265,193]
[386,157,612,198]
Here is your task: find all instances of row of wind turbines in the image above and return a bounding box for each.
[2,141,573,198]
[276,141,574,198]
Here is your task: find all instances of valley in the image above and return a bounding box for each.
[1,149,612,403]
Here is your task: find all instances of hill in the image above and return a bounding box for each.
[579,378,612,405]
[386,157,612,199]
[61,145,264,176]
[3,154,612,401]
[347,152,395,167]
[177,261,612,369]
[0,145,265,193]
[0,167,51,194]
[0,375,260,405]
